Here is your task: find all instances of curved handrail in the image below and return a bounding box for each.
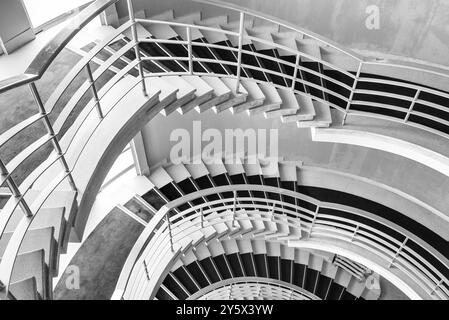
[187,277,320,300]
[0,0,120,94]
[0,0,449,300]
[114,185,449,300]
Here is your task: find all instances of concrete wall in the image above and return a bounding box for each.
[115,0,449,67]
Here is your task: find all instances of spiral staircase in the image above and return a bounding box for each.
[0,0,448,300]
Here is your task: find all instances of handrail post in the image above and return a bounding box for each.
[187,26,193,75]
[291,53,300,90]
[430,279,443,296]
[85,62,104,119]
[388,237,408,268]
[200,206,204,228]
[0,159,32,217]
[308,205,319,238]
[232,190,237,228]
[29,83,77,192]
[166,211,174,252]
[350,224,359,242]
[235,12,245,94]
[404,89,420,123]
[342,61,363,125]
[127,0,148,97]
[143,260,150,280]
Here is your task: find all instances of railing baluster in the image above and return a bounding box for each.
[29,83,77,192]
[235,12,245,94]
[0,159,32,217]
[291,53,300,90]
[308,205,319,238]
[232,190,237,227]
[143,260,150,280]
[404,89,421,123]
[85,62,104,119]
[166,211,174,252]
[127,0,148,97]
[200,206,204,228]
[351,225,359,242]
[342,61,363,125]
[187,26,193,75]
[388,237,408,268]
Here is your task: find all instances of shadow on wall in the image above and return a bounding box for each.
[114,0,449,67]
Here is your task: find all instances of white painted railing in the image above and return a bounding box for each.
[0,0,449,299]
[114,185,449,300]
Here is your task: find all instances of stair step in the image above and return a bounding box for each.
[9,277,40,300]
[0,227,57,277]
[248,82,282,115]
[282,94,316,122]
[160,76,197,116]
[170,12,204,40]
[197,76,232,112]
[297,100,332,128]
[178,75,214,114]
[215,78,248,113]
[246,30,275,51]
[11,249,49,299]
[265,88,299,117]
[231,79,265,114]
[142,20,178,40]
[272,32,302,57]
[195,17,229,43]
[296,38,322,63]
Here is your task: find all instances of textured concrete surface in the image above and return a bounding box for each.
[118,0,449,67]
[53,207,145,300]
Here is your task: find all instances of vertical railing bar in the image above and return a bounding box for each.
[430,279,443,296]
[388,237,408,268]
[127,0,148,97]
[143,260,150,280]
[342,61,363,125]
[85,62,104,119]
[200,206,204,228]
[235,12,245,94]
[232,190,237,228]
[187,26,193,75]
[29,82,77,192]
[404,89,421,123]
[291,53,300,90]
[166,211,174,252]
[308,205,319,238]
[0,159,32,217]
[350,224,359,242]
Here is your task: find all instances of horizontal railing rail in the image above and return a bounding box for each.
[1,0,449,300]
[187,277,320,300]
[114,185,449,300]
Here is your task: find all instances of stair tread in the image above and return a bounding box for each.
[272,32,300,56]
[282,94,316,122]
[248,82,282,115]
[297,100,332,127]
[296,38,322,62]
[10,277,39,300]
[171,12,204,40]
[246,29,275,51]
[215,78,248,113]
[232,79,266,113]
[265,88,299,117]
[0,227,56,274]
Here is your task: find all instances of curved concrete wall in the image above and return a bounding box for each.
[116,0,449,67]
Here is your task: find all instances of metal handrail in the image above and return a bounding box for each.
[187,277,320,300]
[0,0,449,299]
[114,185,449,300]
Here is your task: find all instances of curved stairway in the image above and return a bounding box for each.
[1,0,449,300]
